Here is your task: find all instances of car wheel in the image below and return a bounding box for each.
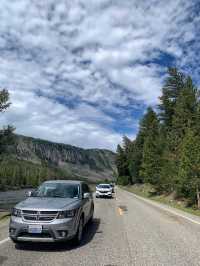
[74,217,84,245]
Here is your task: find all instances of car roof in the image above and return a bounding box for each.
[44,180,83,185]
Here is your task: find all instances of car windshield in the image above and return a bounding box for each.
[32,183,80,198]
[98,185,111,189]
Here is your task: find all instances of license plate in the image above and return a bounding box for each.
[28,225,42,234]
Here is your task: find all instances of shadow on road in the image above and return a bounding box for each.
[15,218,101,252]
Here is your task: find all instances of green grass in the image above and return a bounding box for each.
[122,184,200,217]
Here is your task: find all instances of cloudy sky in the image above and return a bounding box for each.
[0,0,199,151]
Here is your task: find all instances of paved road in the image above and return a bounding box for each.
[1,188,200,265]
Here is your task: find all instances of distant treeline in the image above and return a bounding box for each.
[116,68,200,207]
[0,159,71,190]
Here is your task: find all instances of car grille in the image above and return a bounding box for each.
[22,210,58,222]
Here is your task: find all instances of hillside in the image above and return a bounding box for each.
[0,135,116,187]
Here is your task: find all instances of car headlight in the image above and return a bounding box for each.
[12,208,22,217]
[57,209,76,219]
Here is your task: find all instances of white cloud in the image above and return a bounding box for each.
[0,0,198,149]
[0,90,122,150]
[108,65,162,104]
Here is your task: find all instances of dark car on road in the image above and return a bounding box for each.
[9,180,94,245]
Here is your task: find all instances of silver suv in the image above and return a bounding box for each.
[9,180,94,245]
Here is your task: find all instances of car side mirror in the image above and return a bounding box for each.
[83,192,90,199]
[26,191,33,197]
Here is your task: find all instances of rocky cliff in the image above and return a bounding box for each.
[8,135,116,181]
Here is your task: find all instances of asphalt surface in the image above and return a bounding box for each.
[1,187,200,265]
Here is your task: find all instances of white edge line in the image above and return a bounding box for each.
[0,237,10,246]
[126,190,200,226]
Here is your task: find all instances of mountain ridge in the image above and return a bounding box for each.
[5,134,116,182]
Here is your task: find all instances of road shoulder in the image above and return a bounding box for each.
[120,187,200,226]
[0,217,9,242]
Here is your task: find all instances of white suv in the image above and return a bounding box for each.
[96,184,112,198]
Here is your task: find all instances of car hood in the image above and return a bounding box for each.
[16,197,80,211]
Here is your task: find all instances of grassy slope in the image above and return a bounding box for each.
[122,184,200,217]
[0,158,101,191]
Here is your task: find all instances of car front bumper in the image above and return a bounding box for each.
[9,216,78,243]
[96,191,112,197]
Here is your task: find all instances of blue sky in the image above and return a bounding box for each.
[0,0,199,150]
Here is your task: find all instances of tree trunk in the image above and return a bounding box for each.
[197,188,200,209]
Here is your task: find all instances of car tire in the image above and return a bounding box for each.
[11,238,20,244]
[73,216,84,245]
[11,239,23,249]
[88,205,94,224]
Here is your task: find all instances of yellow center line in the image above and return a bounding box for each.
[118,207,123,216]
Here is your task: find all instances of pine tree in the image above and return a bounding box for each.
[158,70,195,193]
[139,108,161,184]
[159,76,199,191]
[128,108,152,183]
[0,89,10,112]
[116,144,130,185]
[159,67,185,129]
[122,135,135,182]
[178,129,200,207]
[170,76,198,151]
[0,89,15,156]
[122,135,132,155]
[128,137,142,183]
